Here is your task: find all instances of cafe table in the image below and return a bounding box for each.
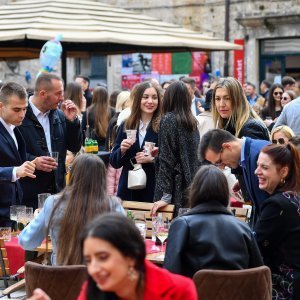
[35,239,165,265]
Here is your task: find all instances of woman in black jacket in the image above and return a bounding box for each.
[164,165,263,278]
[151,81,200,215]
[254,143,300,299]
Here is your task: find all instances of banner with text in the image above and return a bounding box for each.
[233,39,245,85]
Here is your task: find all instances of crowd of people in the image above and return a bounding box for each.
[1,72,300,299]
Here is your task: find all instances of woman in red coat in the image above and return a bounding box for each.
[78,213,197,300]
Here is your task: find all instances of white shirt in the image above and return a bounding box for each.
[0,117,18,182]
[138,120,148,147]
[29,98,52,152]
[191,96,197,117]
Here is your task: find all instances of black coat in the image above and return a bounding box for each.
[154,112,200,213]
[18,104,82,209]
[164,201,263,278]
[254,192,300,298]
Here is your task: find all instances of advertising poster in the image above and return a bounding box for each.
[152,53,172,74]
[121,74,141,90]
[132,53,152,74]
[233,39,244,85]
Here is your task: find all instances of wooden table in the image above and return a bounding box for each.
[35,240,165,265]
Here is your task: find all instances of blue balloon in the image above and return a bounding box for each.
[39,35,63,73]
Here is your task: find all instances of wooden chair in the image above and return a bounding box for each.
[230,207,249,222]
[122,201,175,239]
[193,266,272,300]
[0,239,24,297]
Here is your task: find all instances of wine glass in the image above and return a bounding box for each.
[156,221,169,254]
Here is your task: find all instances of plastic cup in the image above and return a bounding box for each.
[0,227,11,242]
[144,141,155,156]
[126,130,137,143]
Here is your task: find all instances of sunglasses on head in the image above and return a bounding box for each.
[274,91,283,96]
[281,97,289,101]
[272,138,285,145]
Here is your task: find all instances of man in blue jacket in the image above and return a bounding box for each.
[18,73,82,209]
[200,129,270,225]
[0,82,36,226]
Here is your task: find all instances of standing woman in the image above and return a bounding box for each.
[64,82,86,119]
[254,143,300,299]
[212,77,269,140]
[261,83,284,130]
[82,86,114,151]
[152,81,200,215]
[110,82,161,202]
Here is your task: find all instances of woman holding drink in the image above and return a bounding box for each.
[110,82,161,202]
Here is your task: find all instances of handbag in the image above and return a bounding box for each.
[128,159,147,190]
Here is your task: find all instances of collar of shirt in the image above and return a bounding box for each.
[240,137,246,168]
[191,96,196,103]
[29,97,50,118]
[139,119,148,132]
[0,117,15,133]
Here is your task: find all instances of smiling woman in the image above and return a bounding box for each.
[110,82,162,202]
[254,143,300,299]
[78,213,197,300]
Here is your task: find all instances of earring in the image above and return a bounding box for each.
[281,178,286,184]
[128,266,138,281]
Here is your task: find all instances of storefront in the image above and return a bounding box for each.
[260,37,300,83]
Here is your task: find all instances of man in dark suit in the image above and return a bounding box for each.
[200,129,270,225]
[19,73,82,209]
[181,77,205,116]
[0,82,36,226]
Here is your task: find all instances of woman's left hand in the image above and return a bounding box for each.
[135,152,154,164]
[150,200,168,216]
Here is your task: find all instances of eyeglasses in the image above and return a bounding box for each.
[281,97,290,101]
[273,92,283,96]
[272,138,285,145]
[214,148,224,167]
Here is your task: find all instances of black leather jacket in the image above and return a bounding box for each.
[163,201,263,278]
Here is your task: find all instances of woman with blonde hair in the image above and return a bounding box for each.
[82,86,114,151]
[271,125,295,145]
[212,77,269,140]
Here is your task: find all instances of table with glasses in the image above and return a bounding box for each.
[35,239,166,265]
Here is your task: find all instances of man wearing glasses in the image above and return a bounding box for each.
[200,129,270,225]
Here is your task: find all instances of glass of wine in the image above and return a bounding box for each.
[156,221,169,254]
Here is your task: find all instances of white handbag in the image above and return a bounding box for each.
[128,162,147,190]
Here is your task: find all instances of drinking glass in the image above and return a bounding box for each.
[0,227,11,242]
[10,205,25,231]
[25,207,34,225]
[16,206,27,231]
[47,151,59,163]
[38,193,51,210]
[133,212,146,239]
[156,221,169,254]
[151,216,162,251]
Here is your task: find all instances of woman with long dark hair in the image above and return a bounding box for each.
[82,86,114,151]
[151,81,200,215]
[64,81,86,117]
[261,83,284,130]
[110,82,161,202]
[19,154,124,265]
